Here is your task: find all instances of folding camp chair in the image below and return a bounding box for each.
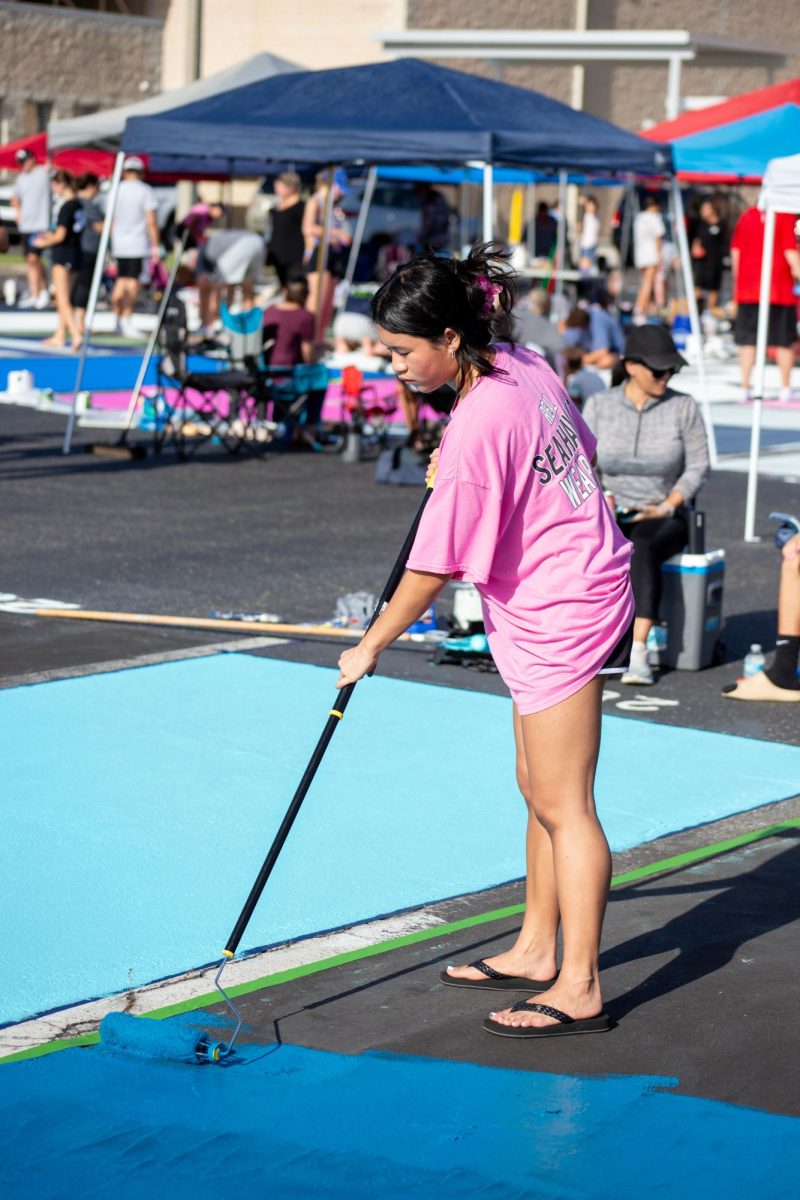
[266,361,330,450]
[152,299,273,458]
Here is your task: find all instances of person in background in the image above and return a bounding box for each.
[563,346,606,410]
[33,170,83,350]
[724,531,800,702]
[577,194,600,275]
[582,325,709,686]
[530,201,558,260]
[265,171,306,287]
[730,205,800,404]
[12,149,51,310]
[691,196,727,316]
[178,198,226,249]
[111,156,161,339]
[196,229,265,332]
[512,287,565,371]
[414,182,452,253]
[633,194,665,320]
[303,168,352,339]
[262,273,314,367]
[71,173,105,342]
[563,286,625,370]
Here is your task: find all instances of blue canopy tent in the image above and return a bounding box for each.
[120,58,671,177]
[65,59,688,454]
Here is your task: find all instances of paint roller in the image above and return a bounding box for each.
[99,481,435,1065]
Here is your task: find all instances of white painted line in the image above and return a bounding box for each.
[0,905,448,1059]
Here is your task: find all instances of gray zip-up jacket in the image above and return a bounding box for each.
[582,385,709,510]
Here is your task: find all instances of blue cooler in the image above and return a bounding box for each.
[655,549,725,670]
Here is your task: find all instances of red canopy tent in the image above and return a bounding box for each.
[0,132,116,176]
[642,78,800,184]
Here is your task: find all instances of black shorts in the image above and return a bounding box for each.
[24,232,45,256]
[70,258,97,308]
[598,620,634,676]
[116,256,144,280]
[693,258,723,293]
[734,303,798,348]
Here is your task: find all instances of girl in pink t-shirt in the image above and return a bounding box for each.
[336,245,633,1040]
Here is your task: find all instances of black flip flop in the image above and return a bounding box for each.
[440,958,558,992]
[483,1000,612,1037]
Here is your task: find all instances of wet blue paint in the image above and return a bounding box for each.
[3,653,800,1023]
[1,1034,797,1199]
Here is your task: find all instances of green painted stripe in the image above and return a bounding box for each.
[3,816,798,1065]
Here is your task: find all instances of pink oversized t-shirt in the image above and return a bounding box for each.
[407,344,634,714]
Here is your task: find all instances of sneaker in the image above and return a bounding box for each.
[777,387,796,404]
[120,317,141,339]
[18,293,37,310]
[621,643,654,686]
[738,387,753,405]
[34,289,51,310]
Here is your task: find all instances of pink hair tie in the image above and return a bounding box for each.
[476,275,501,317]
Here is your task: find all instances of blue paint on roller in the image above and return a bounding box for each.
[99,1012,219,1063]
[4,653,800,1023]
[1,1037,797,1198]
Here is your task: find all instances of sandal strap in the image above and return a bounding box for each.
[469,958,511,981]
[509,1001,574,1023]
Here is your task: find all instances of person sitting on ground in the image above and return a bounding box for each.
[580,286,625,369]
[195,228,265,334]
[723,531,800,703]
[563,345,606,410]
[582,324,709,686]
[331,310,390,364]
[111,156,161,339]
[262,274,315,368]
[512,287,565,371]
[33,170,84,350]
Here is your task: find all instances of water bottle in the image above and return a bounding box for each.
[743,644,766,677]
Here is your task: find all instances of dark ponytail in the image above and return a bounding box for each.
[372,242,515,386]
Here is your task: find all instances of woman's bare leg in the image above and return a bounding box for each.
[489,677,610,1028]
[41,265,73,347]
[444,703,560,984]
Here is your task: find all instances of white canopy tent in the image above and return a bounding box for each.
[49,52,301,151]
[744,153,800,541]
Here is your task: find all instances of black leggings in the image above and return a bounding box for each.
[624,513,688,622]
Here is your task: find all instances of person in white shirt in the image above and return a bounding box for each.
[578,194,600,276]
[633,195,665,319]
[11,149,51,309]
[111,156,160,338]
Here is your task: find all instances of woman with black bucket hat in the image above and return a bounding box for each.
[582,324,709,685]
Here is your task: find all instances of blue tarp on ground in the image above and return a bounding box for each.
[121,58,672,177]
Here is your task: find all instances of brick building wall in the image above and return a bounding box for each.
[0,1,163,141]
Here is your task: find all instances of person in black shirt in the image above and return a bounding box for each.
[266,171,306,286]
[34,170,84,350]
[691,196,727,315]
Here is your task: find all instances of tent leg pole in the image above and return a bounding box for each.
[671,178,717,468]
[481,162,494,242]
[555,170,567,303]
[63,149,124,455]
[744,207,775,543]
[334,165,376,321]
[120,227,190,435]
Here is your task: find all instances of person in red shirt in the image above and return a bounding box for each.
[730,206,800,402]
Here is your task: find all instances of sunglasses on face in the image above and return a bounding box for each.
[629,361,674,380]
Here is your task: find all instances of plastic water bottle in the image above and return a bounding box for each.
[743,644,766,677]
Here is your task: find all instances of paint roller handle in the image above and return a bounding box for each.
[222,485,434,958]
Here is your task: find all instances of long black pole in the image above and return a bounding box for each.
[222,484,434,958]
